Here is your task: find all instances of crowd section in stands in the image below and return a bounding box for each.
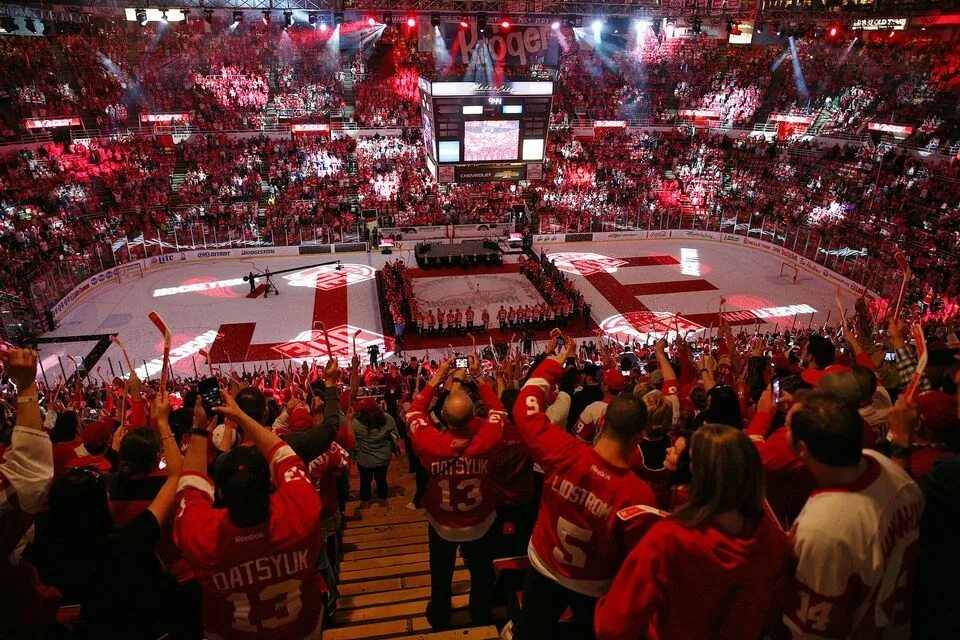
[1,291,958,637]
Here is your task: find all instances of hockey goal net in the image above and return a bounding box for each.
[779,261,800,284]
[116,262,144,283]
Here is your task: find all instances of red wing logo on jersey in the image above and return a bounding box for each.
[600,311,703,342]
[273,324,393,363]
[616,504,669,521]
[283,264,377,291]
[545,252,628,276]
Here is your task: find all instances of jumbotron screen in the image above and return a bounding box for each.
[419,78,554,183]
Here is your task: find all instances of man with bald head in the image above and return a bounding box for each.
[406,356,506,630]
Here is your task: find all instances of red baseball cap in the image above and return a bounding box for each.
[603,369,627,392]
[287,406,314,431]
[917,390,958,436]
[82,420,113,450]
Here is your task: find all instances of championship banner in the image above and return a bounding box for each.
[24,117,81,129]
[867,122,914,137]
[140,113,190,124]
[291,123,331,133]
[428,24,559,67]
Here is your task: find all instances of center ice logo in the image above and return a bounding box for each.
[283,264,376,291]
[600,312,703,342]
[272,324,391,363]
[546,252,627,275]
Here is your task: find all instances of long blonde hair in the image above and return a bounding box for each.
[672,424,764,529]
[641,390,673,437]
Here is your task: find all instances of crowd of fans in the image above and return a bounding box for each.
[2,288,958,638]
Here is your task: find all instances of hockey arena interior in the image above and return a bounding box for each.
[1,2,959,639]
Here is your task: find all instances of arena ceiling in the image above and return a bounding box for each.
[15,0,960,22]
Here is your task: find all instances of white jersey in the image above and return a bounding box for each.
[784,450,924,640]
[572,400,608,444]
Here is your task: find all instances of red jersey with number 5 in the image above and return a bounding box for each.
[174,443,325,640]
[406,381,505,541]
[515,359,658,597]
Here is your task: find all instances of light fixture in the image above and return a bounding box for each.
[477,15,488,36]
[319,21,328,31]
[204,9,214,24]
[431,15,440,28]
[262,11,270,25]
[283,11,293,29]
[136,9,148,26]
[334,12,343,26]
[160,9,168,23]
[25,18,36,32]
[407,16,417,27]
[232,11,242,25]
[308,12,317,25]
[500,18,511,29]
[367,16,376,26]
[551,20,561,30]
[459,18,469,29]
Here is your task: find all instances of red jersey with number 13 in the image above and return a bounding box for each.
[174,443,325,640]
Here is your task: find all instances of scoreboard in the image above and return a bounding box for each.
[419,78,554,183]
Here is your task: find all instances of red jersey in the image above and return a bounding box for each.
[174,443,325,640]
[66,454,112,473]
[307,442,351,522]
[498,308,507,321]
[507,308,516,321]
[515,359,658,597]
[492,418,535,506]
[746,410,816,529]
[406,382,505,541]
[481,310,490,324]
[595,516,792,640]
[465,309,474,321]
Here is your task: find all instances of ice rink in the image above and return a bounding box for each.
[39,238,864,380]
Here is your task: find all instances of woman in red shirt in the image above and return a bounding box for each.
[595,424,791,640]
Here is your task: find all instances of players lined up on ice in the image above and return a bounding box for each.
[0,306,956,639]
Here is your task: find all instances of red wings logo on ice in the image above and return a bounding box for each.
[283,264,376,291]
[600,312,703,342]
[546,252,627,276]
[273,324,392,363]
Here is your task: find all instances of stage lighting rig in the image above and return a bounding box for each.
[308,12,317,25]
[406,16,417,28]
[25,18,36,33]
[160,9,169,23]
[262,11,270,25]
[232,11,242,25]
[334,12,343,26]
[477,15,488,36]
[135,9,147,26]
[203,10,214,24]
[458,18,469,29]
[284,11,294,29]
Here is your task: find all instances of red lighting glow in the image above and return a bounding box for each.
[459,19,469,28]
[500,20,511,29]
[406,17,416,27]
[829,27,837,36]
[367,17,376,26]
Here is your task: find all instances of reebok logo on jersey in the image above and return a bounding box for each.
[550,476,612,519]
[590,464,611,480]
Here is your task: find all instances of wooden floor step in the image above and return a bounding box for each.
[340,557,464,583]
[392,626,501,640]
[343,522,427,543]
[324,612,474,640]
[334,594,469,626]
[342,542,426,560]
[343,533,429,553]
[340,551,429,572]
[339,569,470,596]
[339,582,470,611]
[345,511,428,527]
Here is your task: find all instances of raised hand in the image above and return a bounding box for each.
[0,347,38,391]
[153,389,172,423]
[324,358,340,385]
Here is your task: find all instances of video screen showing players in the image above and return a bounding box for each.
[464,120,520,162]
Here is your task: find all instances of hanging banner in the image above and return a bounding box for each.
[140,113,190,124]
[24,117,81,129]
[430,24,560,67]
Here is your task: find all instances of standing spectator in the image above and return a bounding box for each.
[783,391,924,638]
[567,363,604,430]
[0,348,54,636]
[512,340,659,639]
[174,390,326,640]
[351,397,400,507]
[595,424,792,640]
[406,356,506,630]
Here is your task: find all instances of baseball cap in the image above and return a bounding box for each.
[603,369,627,392]
[355,397,378,412]
[287,406,314,431]
[82,420,113,450]
[917,390,958,436]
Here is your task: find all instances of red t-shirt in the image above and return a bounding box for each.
[516,359,658,597]
[595,516,791,640]
[174,443,325,640]
[307,442,351,522]
[492,418,535,506]
[406,382,505,541]
[746,410,816,529]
